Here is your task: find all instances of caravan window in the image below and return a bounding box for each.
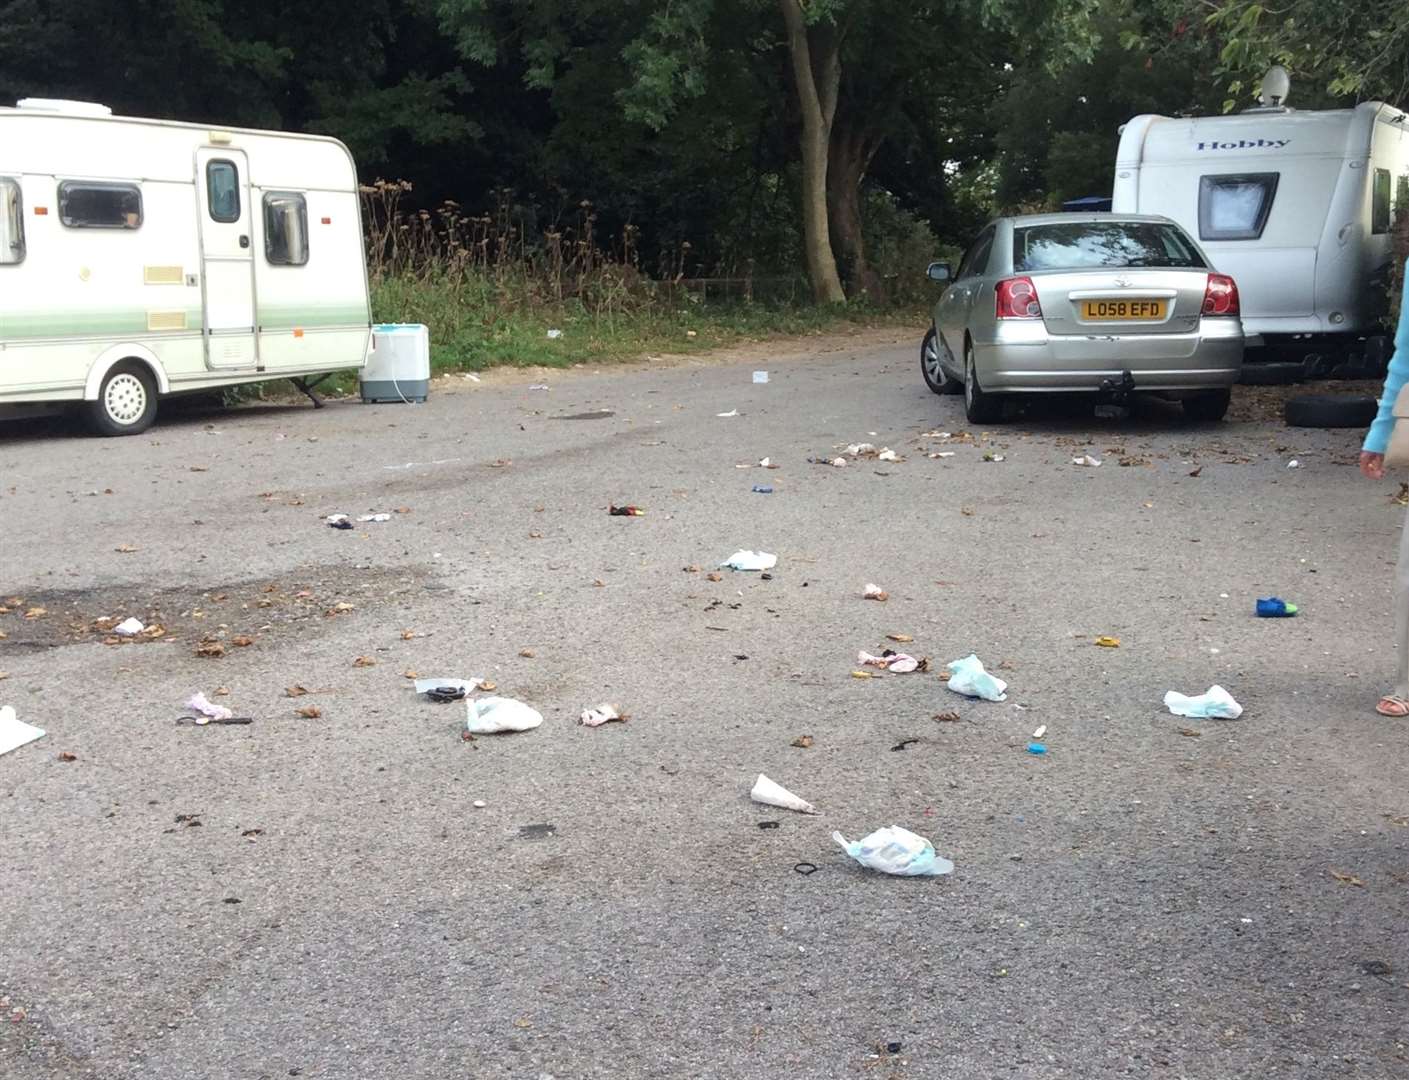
[206,160,241,223]
[1372,168,1392,235]
[0,178,23,265]
[58,181,142,229]
[263,192,308,266]
[1198,173,1278,241]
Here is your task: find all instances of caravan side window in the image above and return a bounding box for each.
[206,161,241,223]
[263,192,309,266]
[58,181,142,229]
[1198,173,1278,241]
[0,178,23,265]
[1372,168,1392,235]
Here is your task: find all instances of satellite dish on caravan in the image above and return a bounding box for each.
[1258,66,1291,108]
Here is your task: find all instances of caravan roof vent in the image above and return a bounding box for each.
[15,98,113,116]
[1258,67,1291,108]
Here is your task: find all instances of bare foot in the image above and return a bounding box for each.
[1375,696,1409,717]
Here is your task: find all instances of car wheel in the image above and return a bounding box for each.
[86,362,158,436]
[1238,362,1303,386]
[920,327,962,395]
[1283,393,1378,429]
[963,342,1003,424]
[1182,388,1231,422]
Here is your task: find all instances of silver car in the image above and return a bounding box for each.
[922,213,1244,423]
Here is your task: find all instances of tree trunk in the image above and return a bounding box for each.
[779,0,846,304]
[827,116,886,303]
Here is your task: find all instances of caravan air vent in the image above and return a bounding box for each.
[15,98,113,116]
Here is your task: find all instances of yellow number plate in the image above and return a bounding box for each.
[1081,299,1166,321]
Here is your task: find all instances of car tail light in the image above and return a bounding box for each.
[995,277,1042,319]
[1202,273,1239,317]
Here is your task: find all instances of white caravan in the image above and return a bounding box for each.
[0,99,371,434]
[1113,77,1408,368]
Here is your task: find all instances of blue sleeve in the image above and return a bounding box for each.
[1364,264,1409,454]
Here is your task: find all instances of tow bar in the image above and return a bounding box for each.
[1095,369,1136,418]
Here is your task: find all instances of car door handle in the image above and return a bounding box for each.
[239,235,250,249]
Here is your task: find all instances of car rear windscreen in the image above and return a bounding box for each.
[1013,222,1207,272]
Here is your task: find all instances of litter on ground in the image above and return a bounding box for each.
[753,371,769,383]
[467,696,544,734]
[579,704,625,727]
[358,513,391,523]
[0,705,45,758]
[946,654,1008,701]
[1073,455,1102,467]
[857,650,925,673]
[1164,685,1243,720]
[414,677,486,698]
[721,550,777,572]
[114,617,145,637]
[1095,636,1120,648]
[717,409,739,418]
[750,773,818,814]
[863,583,888,601]
[184,692,233,722]
[833,825,953,876]
[1256,597,1298,617]
[610,505,645,516]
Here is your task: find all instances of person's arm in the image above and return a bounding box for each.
[1363,264,1409,458]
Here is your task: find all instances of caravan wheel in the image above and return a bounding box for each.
[87,362,158,436]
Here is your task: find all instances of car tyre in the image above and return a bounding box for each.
[1182,388,1231,422]
[920,327,962,395]
[963,342,1003,424]
[86,361,158,437]
[1283,393,1378,429]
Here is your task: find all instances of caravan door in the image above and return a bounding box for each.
[195,148,258,370]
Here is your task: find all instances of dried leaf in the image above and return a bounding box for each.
[295,590,314,599]
[352,656,377,668]
[395,507,412,514]
[189,466,209,473]
[325,602,355,617]
[285,685,309,697]
[295,705,323,719]
[1095,636,1121,648]
[477,679,497,693]
[933,711,962,723]
[23,607,46,619]
[195,640,225,658]
[488,458,512,468]
[592,579,605,587]
[683,565,701,574]
[790,735,814,748]
[1393,483,1409,508]
[887,633,913,643]
[528,531,544,539]
[58,752,77,762]
[1188,466,1203,478]
[960,506,975,517]
[1179,728,1201,738]
[114,544,138,553]
[214,687,230,696]
[139,625,166,640]
[231,635,255,647]
[850,670,878,679]
[403,670,419,679]
[706,572,723,582]
[518,648,536,658]
[1329,869,1365,887]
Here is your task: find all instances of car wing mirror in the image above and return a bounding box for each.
[927,261,952,282]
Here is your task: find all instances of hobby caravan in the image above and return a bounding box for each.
[0,99,371,434]
[1112,76,1408,368]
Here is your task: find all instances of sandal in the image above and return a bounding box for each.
[1375,696,1409,717]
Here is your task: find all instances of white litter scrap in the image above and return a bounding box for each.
[1164,685,1243,720]
[1287,459,1301,469]
[114,617,145,637]
[750,773,818,814]
[546,329,563,339]
[720,550,777,572]
[863,583,888,601]
[0,706,45,758]
[846,442,877,456]
[1032,724,1047,739]
[185,693,233,722]
[467,696,544,734]
[358,513,391,523]
[929,451,956,459]
[877,449,899,463]
[833,825,953,877]
[579,704,624,727]
[830,457,847,468]
[753,371,769,384]
[326,513,349,524]
[1072,455,1102,467]
[717,409,739,418]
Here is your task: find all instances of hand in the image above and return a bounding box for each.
[1361,451,1386,480]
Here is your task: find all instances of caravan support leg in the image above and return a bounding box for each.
[289,375,333,409]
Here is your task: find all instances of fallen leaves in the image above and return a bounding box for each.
[400,629,428,640]
[285,685,310,697]
[195,640,226,659]
[518,648,536,658]
[1188,466,1203,478]
[325,602,355,617]
[295,705,323,719]
[1094,636,1121,648]
[23,607,46,620]
[932,711,961,723]
[231,635,255,648]
[1179,728,1201,738]
[488,458,512,468]
[1394,483,1409,507]
[57,752,77,762]
[114,544,138,553]
[791,735,814,749]
[706,572,723,583]
[353,656,377,668]
[887,633,913,643]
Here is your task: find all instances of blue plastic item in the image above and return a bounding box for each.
[1026,742,1047,755]
[752,485,773,494]
[1256,597,1298,617]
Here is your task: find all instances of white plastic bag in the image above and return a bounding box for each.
[946,654,1007,701]
[833,826,953,877]
[466,696,543,734]
[1164,685,1243,719]
[720,550,777,572]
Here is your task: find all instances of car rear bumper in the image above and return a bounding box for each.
[975,320,1243,392]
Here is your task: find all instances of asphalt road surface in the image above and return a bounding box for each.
[2,330,1407,1080]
